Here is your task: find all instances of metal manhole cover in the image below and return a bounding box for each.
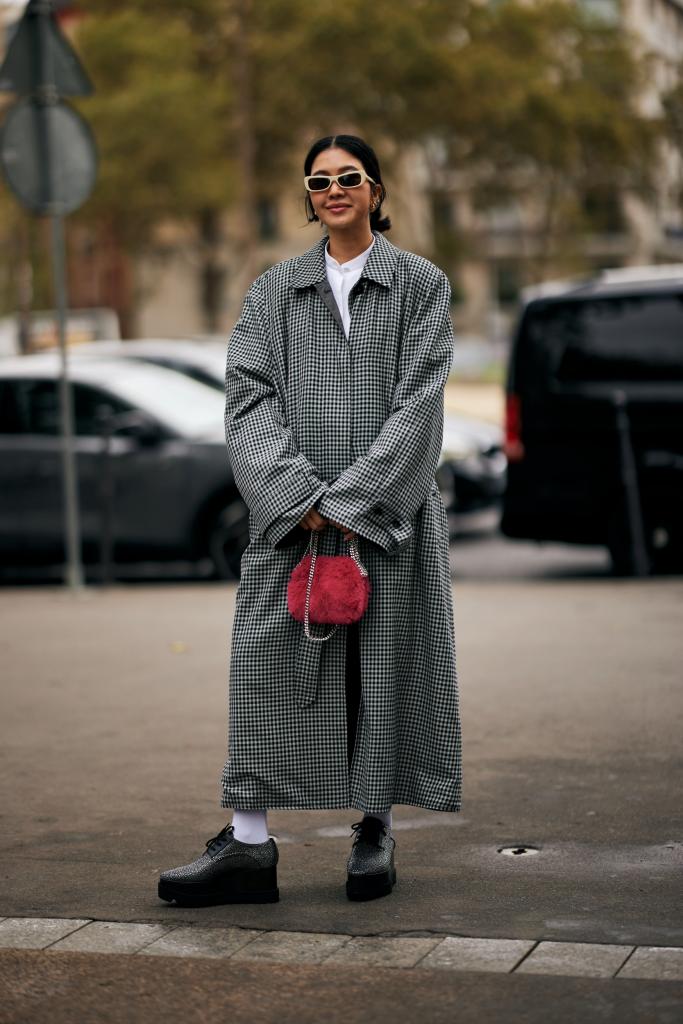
[498,845,540,857]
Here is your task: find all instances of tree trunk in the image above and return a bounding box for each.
[232,0,259,298]
[100,220,137,339]
[198,206,227,334]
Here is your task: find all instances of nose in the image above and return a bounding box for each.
[328,180,345,197]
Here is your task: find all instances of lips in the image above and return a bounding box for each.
[326,204,350,212]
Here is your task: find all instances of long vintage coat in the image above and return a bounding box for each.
[220,229,462,815]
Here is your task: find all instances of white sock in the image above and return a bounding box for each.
[365,810,392,829]
[231,809,269,844]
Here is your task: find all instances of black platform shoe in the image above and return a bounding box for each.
[346,817,396,901]
[158,824,279,907]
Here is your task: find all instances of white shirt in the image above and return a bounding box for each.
[324,236,375,337]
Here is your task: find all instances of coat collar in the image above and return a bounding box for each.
[292,229,397,289]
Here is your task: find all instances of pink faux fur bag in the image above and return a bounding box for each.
[287,531,371,642]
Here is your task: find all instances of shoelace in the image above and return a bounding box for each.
[350,818,387,848]
[205,823,235,857]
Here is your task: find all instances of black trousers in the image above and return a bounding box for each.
[345,621,362,766]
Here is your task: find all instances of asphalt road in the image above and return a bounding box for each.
[1,538,681,1019]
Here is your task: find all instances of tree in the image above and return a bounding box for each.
[72,5,231,334]
[662,72,683,213]
[62,0,663,331]
[433,1,661,277]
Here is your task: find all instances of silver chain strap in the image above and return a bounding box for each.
[303,530,368,642]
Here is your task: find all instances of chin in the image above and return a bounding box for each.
[323,213,362,230]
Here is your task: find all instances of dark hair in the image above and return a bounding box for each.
[304,134,391,233]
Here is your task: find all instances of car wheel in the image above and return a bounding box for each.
[207,499,249,580]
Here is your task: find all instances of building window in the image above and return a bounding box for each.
[495,264,521,306]
[257,199,279,242]
[582,187,625,234]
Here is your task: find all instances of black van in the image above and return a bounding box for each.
[500,267,683,574]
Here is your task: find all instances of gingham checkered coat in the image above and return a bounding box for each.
[220,229,462,814]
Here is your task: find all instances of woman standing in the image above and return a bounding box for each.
[158,135,462,907]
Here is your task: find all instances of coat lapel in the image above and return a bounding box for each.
[292,230,399,290]
[314,280,345,335]
[292,231,398,337]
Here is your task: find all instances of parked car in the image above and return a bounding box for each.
[0,355,248,579]
[501,265,683,574]
[436,414,507,534]
[57,338,227,390]
[62,339,507,527]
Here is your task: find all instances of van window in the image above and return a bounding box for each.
[518,292,683,386]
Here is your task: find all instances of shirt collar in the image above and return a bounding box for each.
[292,230,398,289]
[324,236,375,273]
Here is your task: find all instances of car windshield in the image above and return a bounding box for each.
[521,292,683,385]
[101,362,225,437]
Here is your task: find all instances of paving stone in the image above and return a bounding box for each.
[49,921,171,955]
[0,917,91,949]
[323,936,442,968]
[230,930,350,964]
[418,937,535,973]
[139,926,263,960]
[515,942,633,977]
[617,947,683,981]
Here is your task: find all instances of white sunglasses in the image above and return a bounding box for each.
[304,169,377,192]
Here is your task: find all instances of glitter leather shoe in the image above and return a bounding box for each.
[158,824,279,907]
[346,817,396,901]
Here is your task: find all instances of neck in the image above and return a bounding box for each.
[326,225,374,264]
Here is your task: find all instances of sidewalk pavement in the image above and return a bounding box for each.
[1,578,681,1021]
[3,947,681,1024]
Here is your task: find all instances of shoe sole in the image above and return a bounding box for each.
[158,866,279,907]
[346,866,397,902]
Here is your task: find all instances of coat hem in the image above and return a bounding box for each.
[220,793,462,814]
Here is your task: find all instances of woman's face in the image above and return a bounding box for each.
[308,146,380,234]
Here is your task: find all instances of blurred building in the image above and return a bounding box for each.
[133,0,683,341]
[0,1,681,343]
[447,0,683,337]
[620,0,683,261]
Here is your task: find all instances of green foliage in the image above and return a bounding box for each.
[662,72,683,207]
[71,0,662,230]
[449,2,658,197]
[72,6,233,246]
[2,0,668,323]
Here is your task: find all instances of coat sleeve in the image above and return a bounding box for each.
[316,268,453,555]
[225,281,329,549]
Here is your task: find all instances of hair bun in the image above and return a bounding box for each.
[372,212,392,234]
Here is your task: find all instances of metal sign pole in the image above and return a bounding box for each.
[38,0,84,590]
[51,213,84,588]
[1,0,96,590]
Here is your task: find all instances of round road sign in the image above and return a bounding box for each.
[0,96,97,215]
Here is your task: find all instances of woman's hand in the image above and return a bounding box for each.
[298,506,357,542]
[299,506,327,532]
[328,518,358,543]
